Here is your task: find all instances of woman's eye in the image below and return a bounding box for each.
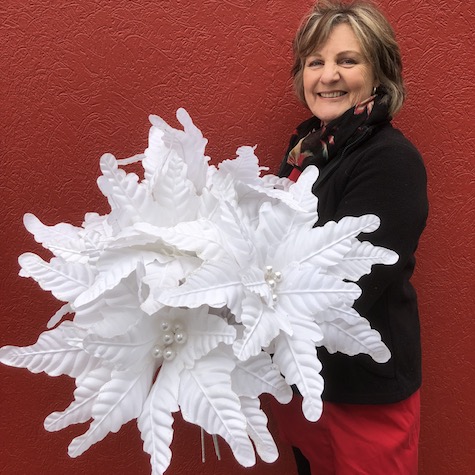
[307,59,323,67]
[340,58,357,66]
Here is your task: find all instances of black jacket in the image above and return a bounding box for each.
[279,117,429,404]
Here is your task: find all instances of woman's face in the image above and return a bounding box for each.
[303,23,376,125]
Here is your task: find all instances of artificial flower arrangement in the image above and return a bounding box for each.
[0,108,397,475]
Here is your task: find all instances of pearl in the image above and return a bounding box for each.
[267,278,276,289]
[161,321,170,331]
[162,332,174,345]
[163,348,176,360]
[174,332,187,344]
[152,346,163,358]
[274,271,282,282]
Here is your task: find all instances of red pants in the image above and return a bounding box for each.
[270,391,420,475]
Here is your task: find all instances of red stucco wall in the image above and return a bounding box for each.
[1,1,474,474]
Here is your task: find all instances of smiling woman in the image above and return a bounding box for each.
[273,1,429,474]
[302,23,375,124]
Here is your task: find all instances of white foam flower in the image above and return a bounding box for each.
[0,108,397,475]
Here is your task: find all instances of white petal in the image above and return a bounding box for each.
[179,348,256,467]
[44,367,111,432]
[232,352,292,403]
[68,365,154,457]
[240,396,279,463]
[327,240,399,281]
[19,253,95,303]
[138,364,180,475]
[273,333,324,422]
[0,322,98,379]
[23,213,87,263]
[319,318,391,363]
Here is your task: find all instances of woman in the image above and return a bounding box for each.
[272,1,428,474]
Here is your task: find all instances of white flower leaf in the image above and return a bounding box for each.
[274,220,353,270]
[273,333,324,422]
[18,253,95,303]
[217,146,261,183]
[215,201,256,266]
[178,348,256,467]
[134,220,224,261]
[327,240,399,281]
[159,259,243,318]
[278,267,361,316]
[288,165,320,213]
[97,153,159,230]
[319,318,391,363]
[151,154,198,225]
[240,396,279,463]
[74,249,159,308]
[141,257,202,315]
[172,308,236,370]
[23,213,87,263]
[138,364,180,475]
[231,351,292,403]
[68,364,154,457]
[142,124,166,183]
[287,313,324,344]
[0,322,98,378]
[47,303,73,329]
[149,108,209,193]
[83,316,157,370]
[314,303,365,324]
[233,293,290,361]
[44,367,111,432]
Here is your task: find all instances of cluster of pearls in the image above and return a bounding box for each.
[264,265,282,302]
[152,320,187,361]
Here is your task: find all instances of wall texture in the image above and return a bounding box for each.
[1,1,474,474]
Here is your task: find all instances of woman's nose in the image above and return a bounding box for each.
[319,63,339,83]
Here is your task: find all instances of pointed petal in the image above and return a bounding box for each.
[273,333,324,422]
[319,318,391,363]
[232,352,292,403]
[44,367,111,432]
[159,259,243,317]
[278,267,361,316]
[179,349,256,467]
[327,240,399,281]
[0,322,98,378]
[19,253,95,303]
[240,396,279,463]
[23,213,87,263]
[68,365,154,457]
[138,364,180,475]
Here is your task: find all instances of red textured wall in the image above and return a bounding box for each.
[1,1,473,474]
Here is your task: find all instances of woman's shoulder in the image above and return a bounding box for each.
[366,123,422,160]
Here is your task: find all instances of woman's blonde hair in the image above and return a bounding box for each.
[292,0,405,116]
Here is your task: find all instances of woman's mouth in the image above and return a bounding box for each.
[318,91,346,98]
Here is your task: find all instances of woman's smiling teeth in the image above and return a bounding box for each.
[318,91,347,98]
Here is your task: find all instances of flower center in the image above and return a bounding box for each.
[152,320,188,361]
[264,265,282,303]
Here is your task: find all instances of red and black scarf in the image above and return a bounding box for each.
[283,94,390,181]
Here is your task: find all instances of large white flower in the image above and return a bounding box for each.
[0,108,396,474]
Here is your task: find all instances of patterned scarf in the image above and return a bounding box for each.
[285,94,390,181]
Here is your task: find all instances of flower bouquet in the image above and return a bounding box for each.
[0,108,397,475]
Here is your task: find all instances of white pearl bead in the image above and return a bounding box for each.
[162,332,174,345]
[163,348,176,360]
[174,332,187,344]
[161,321,170,331]
[152,346,163,358]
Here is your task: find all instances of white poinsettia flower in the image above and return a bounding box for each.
[0,108,397,475]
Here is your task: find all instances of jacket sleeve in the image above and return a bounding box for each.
[330,136,429,315]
